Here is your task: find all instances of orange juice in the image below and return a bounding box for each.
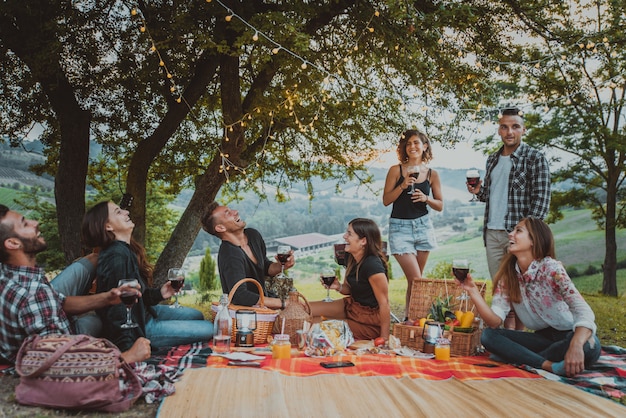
[434,339,451,361]
[272,334,291,359]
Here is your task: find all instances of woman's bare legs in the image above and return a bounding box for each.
[393,253,422,319]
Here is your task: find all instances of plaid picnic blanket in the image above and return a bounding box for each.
[4,342,626,406]
[207,351,540,380]
[527,345,626,405]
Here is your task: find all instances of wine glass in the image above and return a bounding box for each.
[466,169,480,202]
[406,165,420,194]
[320,268,336,302]
[452,259,470,301]
[276,245,291,278]
[118,279,139,329]
[168,268,185,309]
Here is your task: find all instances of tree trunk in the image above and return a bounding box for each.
[0,2,90,263]
[153,158,224,286]
[47,81,91,263]
[601,173,618,296]
[126,53,218,245]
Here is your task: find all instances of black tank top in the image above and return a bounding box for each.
[390,165,431,220]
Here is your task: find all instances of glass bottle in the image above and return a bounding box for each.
[213,294,232,354]
[271,334,291,359]
[434,337,451,361]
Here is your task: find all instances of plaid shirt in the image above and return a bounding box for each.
[477,142,551,238]
[0,263,72,363]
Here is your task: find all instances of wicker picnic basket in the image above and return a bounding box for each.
[272,290,312,345]
[211,278,279,345]
[393,278,486,356]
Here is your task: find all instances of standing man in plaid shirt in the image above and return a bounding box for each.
[468,108,551,329]
[0,204,150,364]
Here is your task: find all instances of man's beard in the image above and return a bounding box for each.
[19,235,47,255]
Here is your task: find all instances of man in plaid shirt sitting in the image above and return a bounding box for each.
[0,204,150,364]
[467,107,551,329]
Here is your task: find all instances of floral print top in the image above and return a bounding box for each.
[491,257,596,334]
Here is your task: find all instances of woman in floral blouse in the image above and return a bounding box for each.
[458,217,600,377]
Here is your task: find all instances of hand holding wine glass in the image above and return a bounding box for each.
[466,169,480,202]
[276,245,291,278]
[406,165,420,194]
[452,259,470,301]
[118,279,139,329]
[320,267,337,302]
[168,268,185,309]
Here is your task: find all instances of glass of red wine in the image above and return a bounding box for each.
[168,268,185,309]
[276,245,291,278]
[406,165,420,194]
[466,169,480,202]
[118,279,139,328]
[452,259,470,301]
[321,267,336,302]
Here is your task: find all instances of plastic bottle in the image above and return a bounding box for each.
[213,294,232,354]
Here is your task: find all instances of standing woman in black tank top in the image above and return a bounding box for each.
[383,130,444,320]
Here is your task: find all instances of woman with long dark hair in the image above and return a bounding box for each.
[82,201,213,352]
[310,218,390,341]
[457,217,600,376]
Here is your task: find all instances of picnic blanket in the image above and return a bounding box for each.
[206,351,539,381]
[157,368,625,418]
[527,345,626,405]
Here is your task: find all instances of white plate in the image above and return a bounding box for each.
[212,352,265,361]
[394,347,435,359]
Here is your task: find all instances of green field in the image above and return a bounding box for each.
[184,207,626,346]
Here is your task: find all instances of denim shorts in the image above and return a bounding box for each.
[388,216,437,254]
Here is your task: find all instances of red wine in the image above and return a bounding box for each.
[321,275,336,287]
[120,291,137,307]
[467,176,480,187]
[452,268,469,282]
[277,253,289,264]
[170,278,184,291]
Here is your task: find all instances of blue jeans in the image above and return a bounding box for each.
[146,305,214,349]
[481,327,601,369]
[50,258,103,337]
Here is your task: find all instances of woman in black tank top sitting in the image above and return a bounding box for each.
[383,129,444,320]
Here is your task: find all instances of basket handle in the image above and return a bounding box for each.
[228,278,267,308]
[296,291,311,315]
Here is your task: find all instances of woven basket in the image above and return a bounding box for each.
[211,278,279,345]
[407,278,486,321]
[272,290,311,345]
[394,278,487,356]
[392,324,483,356]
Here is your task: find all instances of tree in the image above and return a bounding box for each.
[493,1,626,295]
[1,1,513,284]
[198,248,218,293]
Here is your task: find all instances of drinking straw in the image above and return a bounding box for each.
[281,317,286,335]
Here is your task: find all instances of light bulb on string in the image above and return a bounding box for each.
[272,47,280,54]
[225,14,232,22]
[252,32,259,41]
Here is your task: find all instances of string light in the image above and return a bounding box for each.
[131,0,626,186]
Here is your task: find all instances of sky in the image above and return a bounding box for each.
[370,139,488,171]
